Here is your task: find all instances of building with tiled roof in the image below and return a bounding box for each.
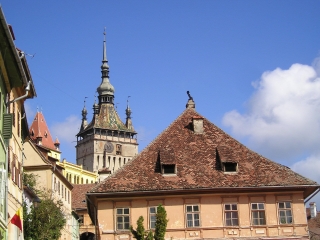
[87,94,319,240]
[75,32,138,180]
[29,111,61,161]
[72,184,97,240]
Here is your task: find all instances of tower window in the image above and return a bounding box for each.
[116,144,122,155]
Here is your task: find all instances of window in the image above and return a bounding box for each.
[223,162,238,172]
[149,207,157,229]
[251,203,266,225]
[224,203,238,226]
[162,164,176,174]
[186,205,200,227]
[116,208,130,230]
[116,144,122,155]
[278,202,293,224]
[79,215,84,225]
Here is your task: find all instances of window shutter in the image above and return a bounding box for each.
[3,114,12,139]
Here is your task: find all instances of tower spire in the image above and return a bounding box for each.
[102,27,109,72]
[97,28,115,100]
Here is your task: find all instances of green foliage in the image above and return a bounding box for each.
[130,216,146,240]
[23,192,66,240]
[23,172,38,190]
[154,204,168,240]
[146,230,154,240]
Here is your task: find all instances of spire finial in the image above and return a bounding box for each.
[103,27,107,62]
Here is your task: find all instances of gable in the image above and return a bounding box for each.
[90,108,318,195]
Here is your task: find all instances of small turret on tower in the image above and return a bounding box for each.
[80,97,88,132]
[125,96,134,131]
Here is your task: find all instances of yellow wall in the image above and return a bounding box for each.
[58,159,98,184]
[95,192,308,240]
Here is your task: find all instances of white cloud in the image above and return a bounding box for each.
[291,155,320,204]
[51,115,81,143]
[291,154,320,183]
[223,63,320,161]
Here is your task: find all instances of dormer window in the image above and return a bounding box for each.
[162,164,176,174]
[158,148,176,175]
[223,162,238,173]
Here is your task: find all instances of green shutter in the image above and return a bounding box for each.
[3,113,12,139]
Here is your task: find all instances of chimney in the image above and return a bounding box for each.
[310,202,317,218]
[192,116,204,134]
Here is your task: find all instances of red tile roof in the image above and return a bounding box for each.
[29,112,58,151]
[89,107,318,195]
[72,184,96,209]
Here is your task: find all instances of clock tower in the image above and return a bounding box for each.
[76,32,138,181]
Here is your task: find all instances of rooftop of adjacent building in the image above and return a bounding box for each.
[29,111,60,153]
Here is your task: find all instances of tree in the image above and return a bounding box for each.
[23,173,66,240]
[23,191,66,240]
[130,216,146,240]
[154,204,168,240]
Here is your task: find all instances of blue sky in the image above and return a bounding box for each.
[2,1,320,204]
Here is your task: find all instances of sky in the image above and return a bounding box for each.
[1,1,320,205]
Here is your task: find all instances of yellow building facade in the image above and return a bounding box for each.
[58,159,98,184]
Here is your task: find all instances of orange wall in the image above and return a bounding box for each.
[95,191,308,240]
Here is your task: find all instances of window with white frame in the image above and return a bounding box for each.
[251,203,266,225]
[224,203,238,226]
[278,201,293,224]
[149,207,157,229]
[186,205,200,227]
[116,208,130,230]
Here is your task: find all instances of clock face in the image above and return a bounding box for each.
[104,142,114,153]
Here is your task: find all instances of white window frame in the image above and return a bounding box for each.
[116,208,130,230]
[149,206,157,229]
[278,201,293,224]
[224,203,239,226]
[251,203,266,225]
[186,205,200,228]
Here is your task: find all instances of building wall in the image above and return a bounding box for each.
[58,159,98,185]
[8,92,25,240]
[0,55,9,240]
[23,141,74,240]
[95,192,308,240]
[76,134,138,173]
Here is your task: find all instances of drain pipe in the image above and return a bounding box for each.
[6,81,31,106]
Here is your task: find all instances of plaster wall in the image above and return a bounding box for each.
[96,192,309,240]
